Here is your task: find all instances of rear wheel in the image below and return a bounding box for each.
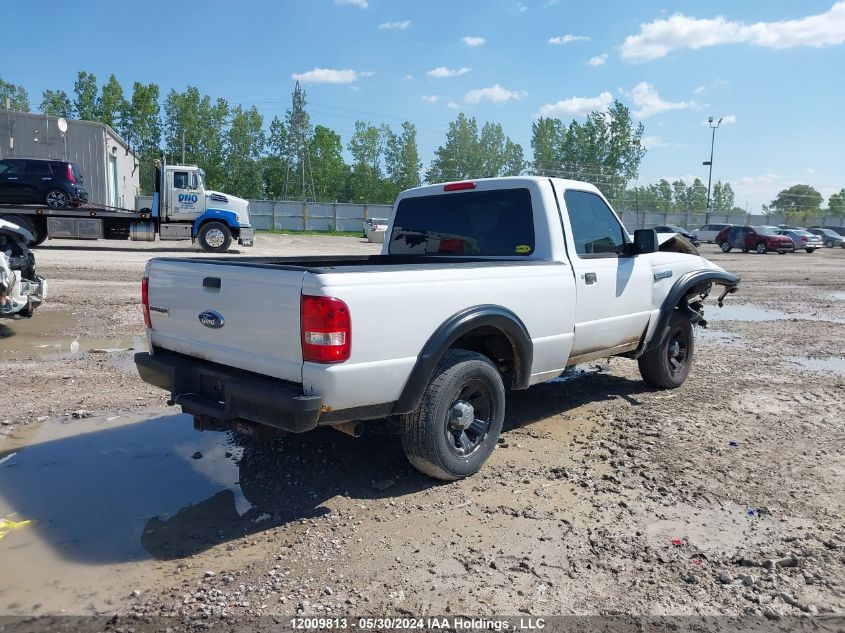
[399,350,505,480]
[806,248,815,253]
[756,242,768,254]
[825,240,834,248]
[719,242,731,253]
[198,221,232,253]
[638,311,694,389]
[45,189,70,209]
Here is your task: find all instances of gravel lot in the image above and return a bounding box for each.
[0,234,843,625]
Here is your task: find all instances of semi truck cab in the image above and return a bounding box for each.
[149,161,254,252]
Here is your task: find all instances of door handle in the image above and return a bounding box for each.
[41,177,52,181]
[7,177,18,180]
[584,272,597,284]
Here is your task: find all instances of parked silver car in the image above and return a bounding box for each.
[807,227,845,248]
[777,229,823,253]
[362,217,389,238]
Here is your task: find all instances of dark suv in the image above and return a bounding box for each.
[0,158,88,209]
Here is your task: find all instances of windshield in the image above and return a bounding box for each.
[389,188,535,256]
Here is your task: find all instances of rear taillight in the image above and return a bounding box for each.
[66,164,76,183]
[301,295,351,363]
[141,277,151,328]
[801,236,808,242]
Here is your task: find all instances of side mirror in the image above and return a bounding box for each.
[632,229,658,254]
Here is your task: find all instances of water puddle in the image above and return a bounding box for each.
[788,357,845,376]
[645,502,778,558]
[829,291,845,301]
[0,311,146,359]
[708,303,845,324]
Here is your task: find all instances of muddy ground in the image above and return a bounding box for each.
[0,235,843,626]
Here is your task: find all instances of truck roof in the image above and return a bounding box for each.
[399,176,603,199]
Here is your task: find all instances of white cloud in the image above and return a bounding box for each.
[464,84,527,104]
[421,95,440,103]
[447,101,460,109]
[641,135,687,149]
[291,68,373,84]
[427,66,472,78]
[587,53,609,66]
[335,0,367,7]
[536,91,613,117]
[462,36,486,47]
[548,34,591,44]
[517,2,527,12]
[736,173,780,187]
[806,167,816,174]
[621,2,845,62]
[404,74,413,80]
[693,85,706,94]
[628,82,695,118]
[379,19,411,30]
[544,0,560,6]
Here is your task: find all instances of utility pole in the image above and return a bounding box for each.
[181,130,186,164]
[703,116,723,224]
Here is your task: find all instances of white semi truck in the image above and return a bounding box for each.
[0,160,254,253]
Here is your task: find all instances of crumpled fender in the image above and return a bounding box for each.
[637,269,740,357]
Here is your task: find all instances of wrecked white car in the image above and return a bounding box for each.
[0,219,47,318]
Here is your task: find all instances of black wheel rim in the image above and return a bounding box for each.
[444,379,493,457]
[666,326,690,378]
[46,191,67,207]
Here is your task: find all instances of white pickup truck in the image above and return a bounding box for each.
[135,177,739,480]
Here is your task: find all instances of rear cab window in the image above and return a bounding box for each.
[389,188,535,256]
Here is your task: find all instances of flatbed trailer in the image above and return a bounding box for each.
[0,160,254,253]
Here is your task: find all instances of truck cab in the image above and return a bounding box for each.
[152,161,254,252]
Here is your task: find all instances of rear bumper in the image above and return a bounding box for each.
[134,350,322,432]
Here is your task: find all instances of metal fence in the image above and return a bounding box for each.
[136,195,840,233]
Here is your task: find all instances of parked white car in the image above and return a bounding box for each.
[362,217,389,238]
[136,177,739,480]
[0,219,47,318]
[695,223,733,243]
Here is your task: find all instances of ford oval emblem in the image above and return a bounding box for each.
[198,310,225,329]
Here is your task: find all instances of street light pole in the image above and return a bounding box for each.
[703,116,723,224]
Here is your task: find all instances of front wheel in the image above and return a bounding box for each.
[719,242,731,253]
[198,221,233,253]
[806,248,815,253]
[638,311,694,389]
[825,240,834,248]
[756,242,768,254]
[399,350,506,480]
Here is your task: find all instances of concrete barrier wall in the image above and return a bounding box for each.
[136,196,839,233]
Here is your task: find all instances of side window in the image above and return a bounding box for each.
[564,190,626,257]
[0,160,21,174]
[173,171,189,189]
[25,161,52,175]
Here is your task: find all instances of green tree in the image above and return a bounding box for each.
[99,74,128,134]
[282,82,314,200]
[479,122,525,177]
[770,184,823,221]
[39,89,73,117]
[0,77,29,112]
[261,115,289,199]
[686,178,707,212]
[125,82,162,194]
[426,113,482,182]
[163,86,228,189]
[348,120,385,203]
[310,125,349,202]
[827,188,845,219]
[224,105,265,198]
[711,181,735,215]
[384,121,421,194]
[528,100,645,204]
[671,180,689,212]
[73,71,99,120]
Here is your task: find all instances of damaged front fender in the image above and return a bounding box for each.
[636,269,740,358]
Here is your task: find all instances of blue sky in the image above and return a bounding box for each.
[4,0,845,209]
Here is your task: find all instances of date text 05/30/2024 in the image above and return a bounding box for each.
[290,617,547,630]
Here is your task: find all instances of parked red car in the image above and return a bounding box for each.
[716,225,795,254]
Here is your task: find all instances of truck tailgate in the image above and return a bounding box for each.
[146,260,305,383]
